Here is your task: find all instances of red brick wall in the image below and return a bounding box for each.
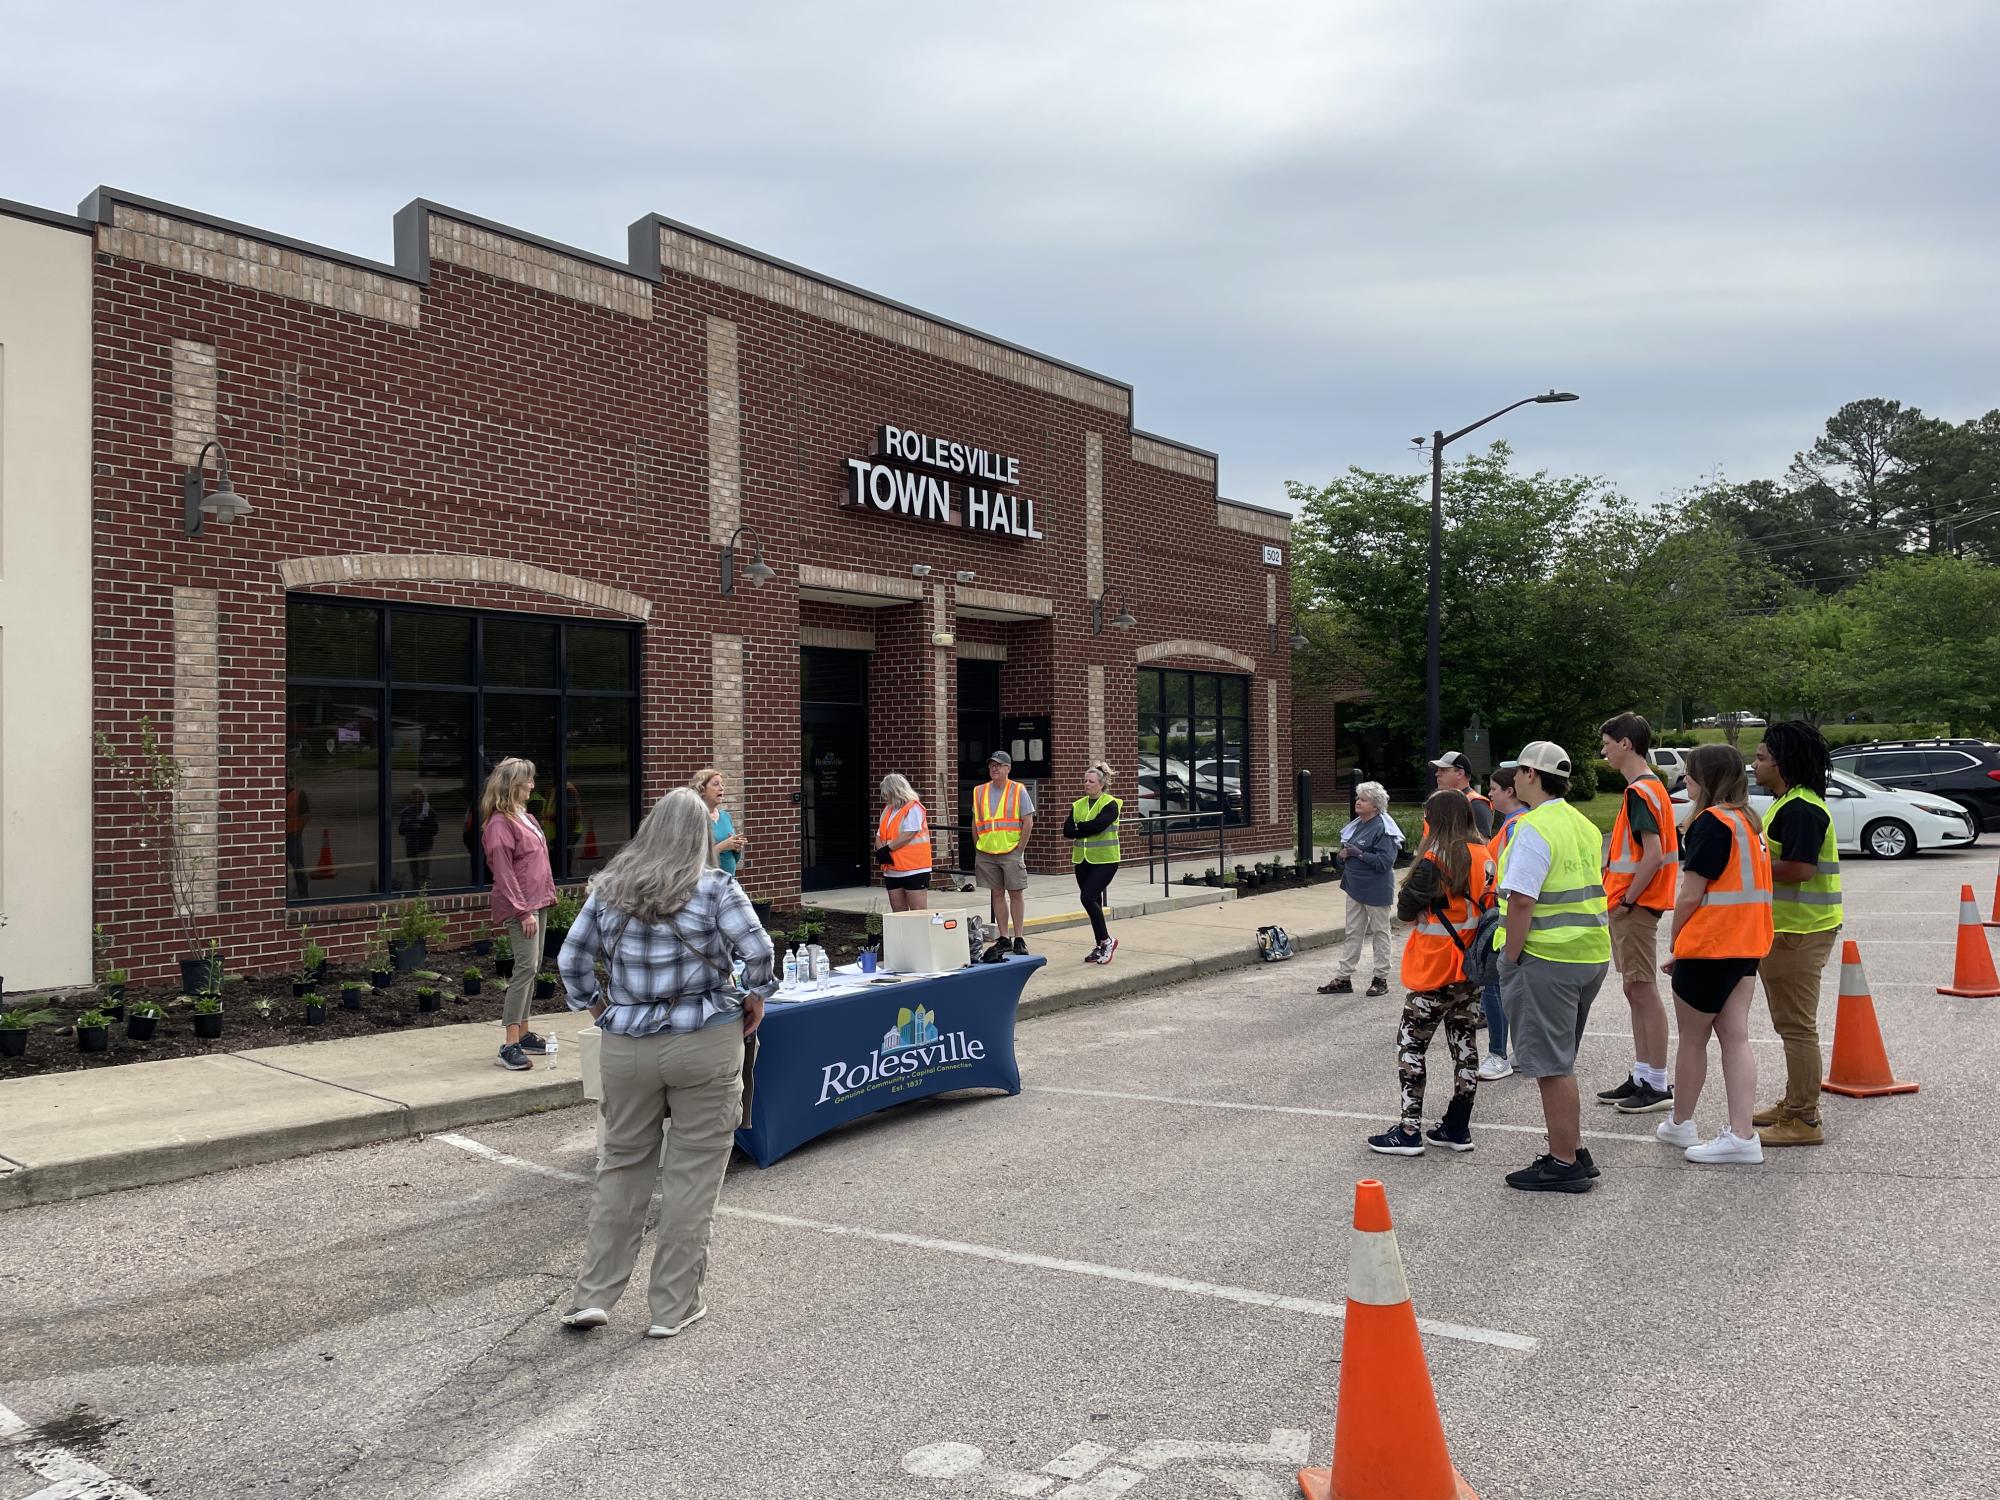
[90,204,1292,979]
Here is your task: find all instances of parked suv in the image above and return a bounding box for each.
[1830,738,2000,832]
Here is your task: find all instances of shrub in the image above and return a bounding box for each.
[395,891,445,945]
[550,889,584,930]
[127,998,166,1019]
[75,1009,111,1029]
[1564,758,1600,802]
[463,967,482,983]
[192,996,222,1015]
[1592,759,1627,794]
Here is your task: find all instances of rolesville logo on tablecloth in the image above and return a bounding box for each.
[817,1005,988,1106]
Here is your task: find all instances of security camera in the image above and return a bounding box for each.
[954,570,976,583]
[911,564,932,577]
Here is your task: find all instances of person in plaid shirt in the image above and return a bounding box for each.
[556,788,775,1340]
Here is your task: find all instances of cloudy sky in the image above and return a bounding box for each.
[5,0,1994,509]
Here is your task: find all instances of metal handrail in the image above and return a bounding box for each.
[1130,810,1229,896]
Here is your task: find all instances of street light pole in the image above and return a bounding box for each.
[1422,390,1580,788]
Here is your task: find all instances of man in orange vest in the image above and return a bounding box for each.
[1596,712,1681,1114]
[1428,752,1494,840]
[973,752,1035,962]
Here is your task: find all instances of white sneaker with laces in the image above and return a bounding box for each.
[561,1307,609,1329]
[1656,1115,1700,1149]
[1685,1128,1764,1164]
[1476,1053,1513,1081]
[645,1305,708,1338]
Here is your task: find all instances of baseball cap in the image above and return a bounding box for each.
[987,750,1013,766]
[1515,741,1572,776]
[1428,752,1470,772]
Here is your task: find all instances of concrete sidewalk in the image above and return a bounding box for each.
[810,867,1247,936]
[0,886,1340,1210]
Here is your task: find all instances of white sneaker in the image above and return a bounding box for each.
[1476,1053,1513,1081]
[561,1307,609,1329]
[1685,1128,1764,1165]
[1655,1115,1700,1149]
[645,1305,708,1338]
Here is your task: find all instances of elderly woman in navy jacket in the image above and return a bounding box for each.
[1317,780,1403,997]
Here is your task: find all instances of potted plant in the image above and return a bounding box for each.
[95,924,129,1013]
[302,993,326,1026]
[1203,869,1221,887]
[534,970,558,1001]
[471,936,494,957]
[389,891,443,973]
[126,998,164,1042]
[493,931,515,980]
[191,995,223,1039]
[99,720,224,997]
[0,1007,32,1059]
[298,925,328,987]
[75,1008,112,1054]
[547,888,583,948]
[368,912,395,990]
[462,966,484,996]
[416,986,441,1013]
[341,980,365,1011]
[1180,873,1197,886]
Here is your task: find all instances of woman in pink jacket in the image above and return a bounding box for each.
[481,757,557,1072]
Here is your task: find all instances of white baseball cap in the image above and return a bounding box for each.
[1515,741,1573,776]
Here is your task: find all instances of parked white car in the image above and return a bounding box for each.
[1670,769,1978,858]
[1650,747,1690,791]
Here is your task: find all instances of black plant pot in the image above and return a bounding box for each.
[418,993,441,1013]
[534,977,556,1000]
[752,900,775,926]
[180,955,222,995]
[127,1015,158,1042]
[1203,872,1220,887]
[388,938,428,974]
[1,1029,28,1058]
[307,959,329,985]
[293,979,310,998]
[463,978,483,996]
[305,1004,326,1026]
[545,927,570,954]
[105,983,126,1006]
[193,1012,224,1040]
[77,1025,110,1054]
[495,958,515,979]
[342,988,364,1011]
[101,1000,126,1021]
[370,968,393,991]
[472,938,494,956]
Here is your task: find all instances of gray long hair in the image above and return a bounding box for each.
[880,772,920,807]
[588,788,716,922]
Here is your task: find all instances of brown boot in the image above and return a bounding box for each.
[1759,1114,1825,1147]
[1751,1099,1789,1128]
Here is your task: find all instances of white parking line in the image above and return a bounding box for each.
[432,1134,1538,1353]
[1027,1085,1660,1142]
[0,1401,155,1499]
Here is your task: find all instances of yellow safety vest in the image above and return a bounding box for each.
[1070,794,1122,865]
[974,781,1025,854]
[1494,798,1612,964]
[1766,787,1842,934]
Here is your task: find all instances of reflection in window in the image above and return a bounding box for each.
[285,598,638,902]
[1135,668,1250,826]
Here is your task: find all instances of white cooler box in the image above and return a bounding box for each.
[882,908,971,974]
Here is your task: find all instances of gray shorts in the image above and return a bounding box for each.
[1498,954,1608,1078]
[975,850,1028,892]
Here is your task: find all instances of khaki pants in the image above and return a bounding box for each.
[1336,896,1393,980]
[1760,927,1839,1116]
[569,1019,744,1324]
[502,912,547,1028]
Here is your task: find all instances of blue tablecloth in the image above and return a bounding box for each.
[736,955,1042,1167]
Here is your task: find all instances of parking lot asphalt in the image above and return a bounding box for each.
[2,844,1994,1500]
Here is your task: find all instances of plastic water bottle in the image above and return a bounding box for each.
[812,946,828,989]
[782,947,799,990]
[544,1037,559,1071]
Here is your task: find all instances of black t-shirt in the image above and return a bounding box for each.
[1681,809,1735,882]
[1767,799,1831,867]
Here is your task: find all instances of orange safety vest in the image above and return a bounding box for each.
[973,780,1025,854]
[1604,774,1680,910]
[1402,842,1494,991]
[1672,807,1774,961]
[877,800,932,873]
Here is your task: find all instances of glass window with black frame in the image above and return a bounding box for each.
[283,597,639,903]
[1135,668,1249,826]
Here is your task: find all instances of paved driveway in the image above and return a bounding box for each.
[3,845,1994,1499]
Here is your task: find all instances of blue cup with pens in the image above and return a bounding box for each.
[859,947,878,974]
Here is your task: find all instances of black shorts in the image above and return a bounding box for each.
[882,871,931,892]
[1671,956,1761,1014]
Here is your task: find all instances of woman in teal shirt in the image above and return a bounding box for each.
[693,767,745,876]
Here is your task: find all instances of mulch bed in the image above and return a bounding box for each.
[0,905,874,1079]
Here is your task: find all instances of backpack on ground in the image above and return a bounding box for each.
[1256,925,1295,963]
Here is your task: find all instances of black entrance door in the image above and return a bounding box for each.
[801,648,870,890]
[957,659,1002,833]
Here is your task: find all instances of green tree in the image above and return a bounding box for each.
[1842,557,2000,734]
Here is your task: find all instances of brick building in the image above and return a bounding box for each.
[67,186,1297,983]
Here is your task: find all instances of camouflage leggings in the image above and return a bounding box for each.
[1397,981,1482,1125]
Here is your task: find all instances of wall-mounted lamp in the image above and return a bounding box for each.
[954,570,976,584]
[1091,590,1136,636]
[182,439,251,538]
[1268,620,1310,652]
[911,563,933,578]
[719,524,776,596]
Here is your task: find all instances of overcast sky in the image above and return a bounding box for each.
[5,1,1994,510]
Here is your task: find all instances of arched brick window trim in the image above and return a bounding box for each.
[276,554,653,621]
[1134,638,1254,673]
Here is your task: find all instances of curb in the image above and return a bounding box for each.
[0,915,1340,1212]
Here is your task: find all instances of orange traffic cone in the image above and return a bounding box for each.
[1938,885,2000,997]
[582,819,599,861]
[310,829,335,880]
[1297,1180,1476,1500]
[1983,854,2000,930]
[1822,941,1917,1098]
